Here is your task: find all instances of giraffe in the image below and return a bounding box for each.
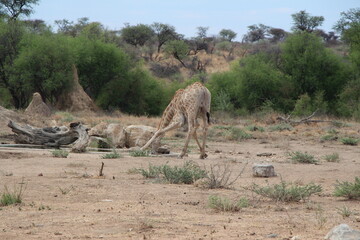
[141,82,211,159]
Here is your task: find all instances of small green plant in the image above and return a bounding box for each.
[268,123,293,132]
[51,149,69,158]
[137,161,207,184]
[336,205,352,218]
[208,195,247,212]
[315,204,327,229]
[56,111,75,122]
[324,153,340,162]
[320,134,338,142]
[226,126,252,141]
[162,161,207,184]
[289,151,318,164]
[0,180,26,206]
[138,164,164,179]
[334,177,360,199]
[101,149,121,159]
[249,181,322,202]
[327,129,339,135]
[129,149,151,157]
[340,137,359,146]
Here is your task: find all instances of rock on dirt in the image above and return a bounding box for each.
[252,164,276,177]
[324,224,360,240]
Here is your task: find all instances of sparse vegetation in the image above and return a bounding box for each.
[245,125,265,132]
[336,205,352,218]
[137,161,207,184]
[315,204,327,229]
[0,180,26,206]
[340,137,359,146]
[58,186,74,195]
[200,162,247,189]
[129,149,151,157]
[289,151,318,164]
[138,164,163,179]
[55,112,75,123]
[268,123,293,132]
[208,195,248,212]
[51,149,69,158]
[101,149,121,159]
[320,134,338,142]
[324,153,340,162]
[334,177,360,200]
[249,181,322,202]
[226,126,252,141]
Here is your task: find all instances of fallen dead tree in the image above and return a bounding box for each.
[276,109,333,126]
[7,120,89,152]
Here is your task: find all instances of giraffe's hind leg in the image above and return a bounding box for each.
[199,111,209,159]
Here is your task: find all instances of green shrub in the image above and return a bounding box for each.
[320,134,338,142]
[137,161,207,184]
[51,149,69,158]
[208,195,247,212]
[101,149,121,159]
[1,181,26,206]
[138,164,163,179]
[226,127,252,141]
[324,153,340,162]
[340,137,359,146]
[162,161,207,184]
[334,177,360,199]
[336,205,352,218]
[249,181,322,202]
[289,151,318,164]
[129,149,151,157]
[56,112,75,123]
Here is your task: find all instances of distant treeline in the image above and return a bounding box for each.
[0,1,359,119]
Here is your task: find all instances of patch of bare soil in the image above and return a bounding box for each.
[1,121,360,239]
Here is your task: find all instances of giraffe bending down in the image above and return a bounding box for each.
[141,82,211,159]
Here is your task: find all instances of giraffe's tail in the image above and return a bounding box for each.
[206,112,210,125]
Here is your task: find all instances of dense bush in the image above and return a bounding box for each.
[281,32,351,105]
[10,34,75,107]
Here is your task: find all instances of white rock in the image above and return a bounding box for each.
[252,164,276,177]
[324,224,360,240]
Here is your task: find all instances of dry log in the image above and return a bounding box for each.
[7,121,89,152]
[276,109,332,125]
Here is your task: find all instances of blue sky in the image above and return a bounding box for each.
[29,0,359,40]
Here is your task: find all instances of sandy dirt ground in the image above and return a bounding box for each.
[1,120,360,240]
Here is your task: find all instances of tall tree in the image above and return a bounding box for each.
[334,8,360,69]
[0,19,25,107]
[219,29,237,42]
[164,40,189,67]
[196,26,209,39]
[151,22,178,53]
[121,24,154,47]
[291,10,324,32]
[268,28,287,42]
[242,24,270,42]
[0,0,39,20]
